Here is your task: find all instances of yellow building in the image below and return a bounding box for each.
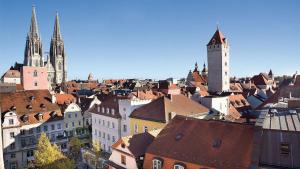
[129,94,209,135]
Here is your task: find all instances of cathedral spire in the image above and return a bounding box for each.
[53,12,62,40]
[30,5,39,37]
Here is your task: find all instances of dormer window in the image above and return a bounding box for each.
[97,106,100,112]
[27,105,32,110]
[152,159,162,169]
[174,164,186,169]
[30,96,35,101]
[37,113,43,121]
[10,106,16,111]
[9,119,14,125]
[50,111,57,118]
[102,107,105,113]
[22,115,29,122]
[106,108,109,114]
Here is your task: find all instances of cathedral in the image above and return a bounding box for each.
[22,6,67,85]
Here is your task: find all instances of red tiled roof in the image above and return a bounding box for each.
[207,29,226,46]
[0,90,62,126]
[130,94,209,123]
[55,93,76,105]
[145,115,256,169]
[2,69,20,78]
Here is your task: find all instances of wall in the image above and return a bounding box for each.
[200,96,229,115]
[143,153,211,169]
[92,113,120,152]
[21,66,48,90]
[129,118,165,135]
[3,77,21,84]
[259,130,300,168]
[109,145,138,169]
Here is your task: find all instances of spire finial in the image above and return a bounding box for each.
[216,21,219,30]
[53,11,62,39]
[30,5,39,37]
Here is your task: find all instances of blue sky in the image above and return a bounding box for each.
[0,0,300,80]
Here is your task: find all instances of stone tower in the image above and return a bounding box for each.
[50,12,67,84]
[24,6,43,67]
[207,28,230,93]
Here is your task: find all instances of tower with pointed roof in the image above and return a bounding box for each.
[24,6,43,67]
[207,27,230,93]
[49,12,67,84]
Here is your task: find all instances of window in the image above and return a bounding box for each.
[98,119,101,124]
[78,120,81,126]
[94,129,97,135]
[107,121,110,128]
[107,134,110,141]
[102,107,105,113]
[58,62,62,70]
[29,129,33,134]
[20,130,25,135]
[65,123,68,128]
[43,125,48,132]
[112,136,115,142]
[98,131,101,137]
[68,114,72,118]
[72,122,75,127]
[51,124,55,130]
[174,164,185,169]
[111,108,115,115]
[27,150,34,157]
[225,71,228,76]
[112,122,115,129]
[134,124,138,134]
[10,162,17,169]
[144,126,148,132]
[11,153,16,158]
[10,143,15,150]
[35,43,39,53]
[34,82,38,86]
[121,155,126,165]
[106,108,110,114]
[36,127,41,133]
[152,159,162,169]
[9,119,14,125]
[10,132,15,138]
[280,143,290,155]
[102,120,105,126]
[75,113,78,118]
[103,132,106,139]
[123,125,127,132]
[33,70,38,77]
[225,62,227,66]
[168,112,172,121]
[57,123,61,129]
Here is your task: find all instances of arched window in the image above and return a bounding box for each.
[33,70,38,77]
[35,60,39,67]
[57,45,62,55]
[35,43,39,53]
[58,62,62,70]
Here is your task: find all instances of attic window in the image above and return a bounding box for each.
[27,105,33,110]
[10,106,16,111]
[212,138,222,148]
[121,143,125,148]
[241,100,246,105]
[40,104,46,109]
[175,133,184,141]
[22,115,29,122]
[37,113,43,121]
[51,111,57,117]
[29,96,35,101]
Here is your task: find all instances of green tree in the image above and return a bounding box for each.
[92,140,102,168]
[69,137,83,161]
[34,133,75,169]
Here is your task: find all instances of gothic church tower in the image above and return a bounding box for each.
[24,6,43,67]
[50,12,67,84]
[207,28,230,93]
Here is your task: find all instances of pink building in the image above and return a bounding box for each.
[21,66,49,90]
